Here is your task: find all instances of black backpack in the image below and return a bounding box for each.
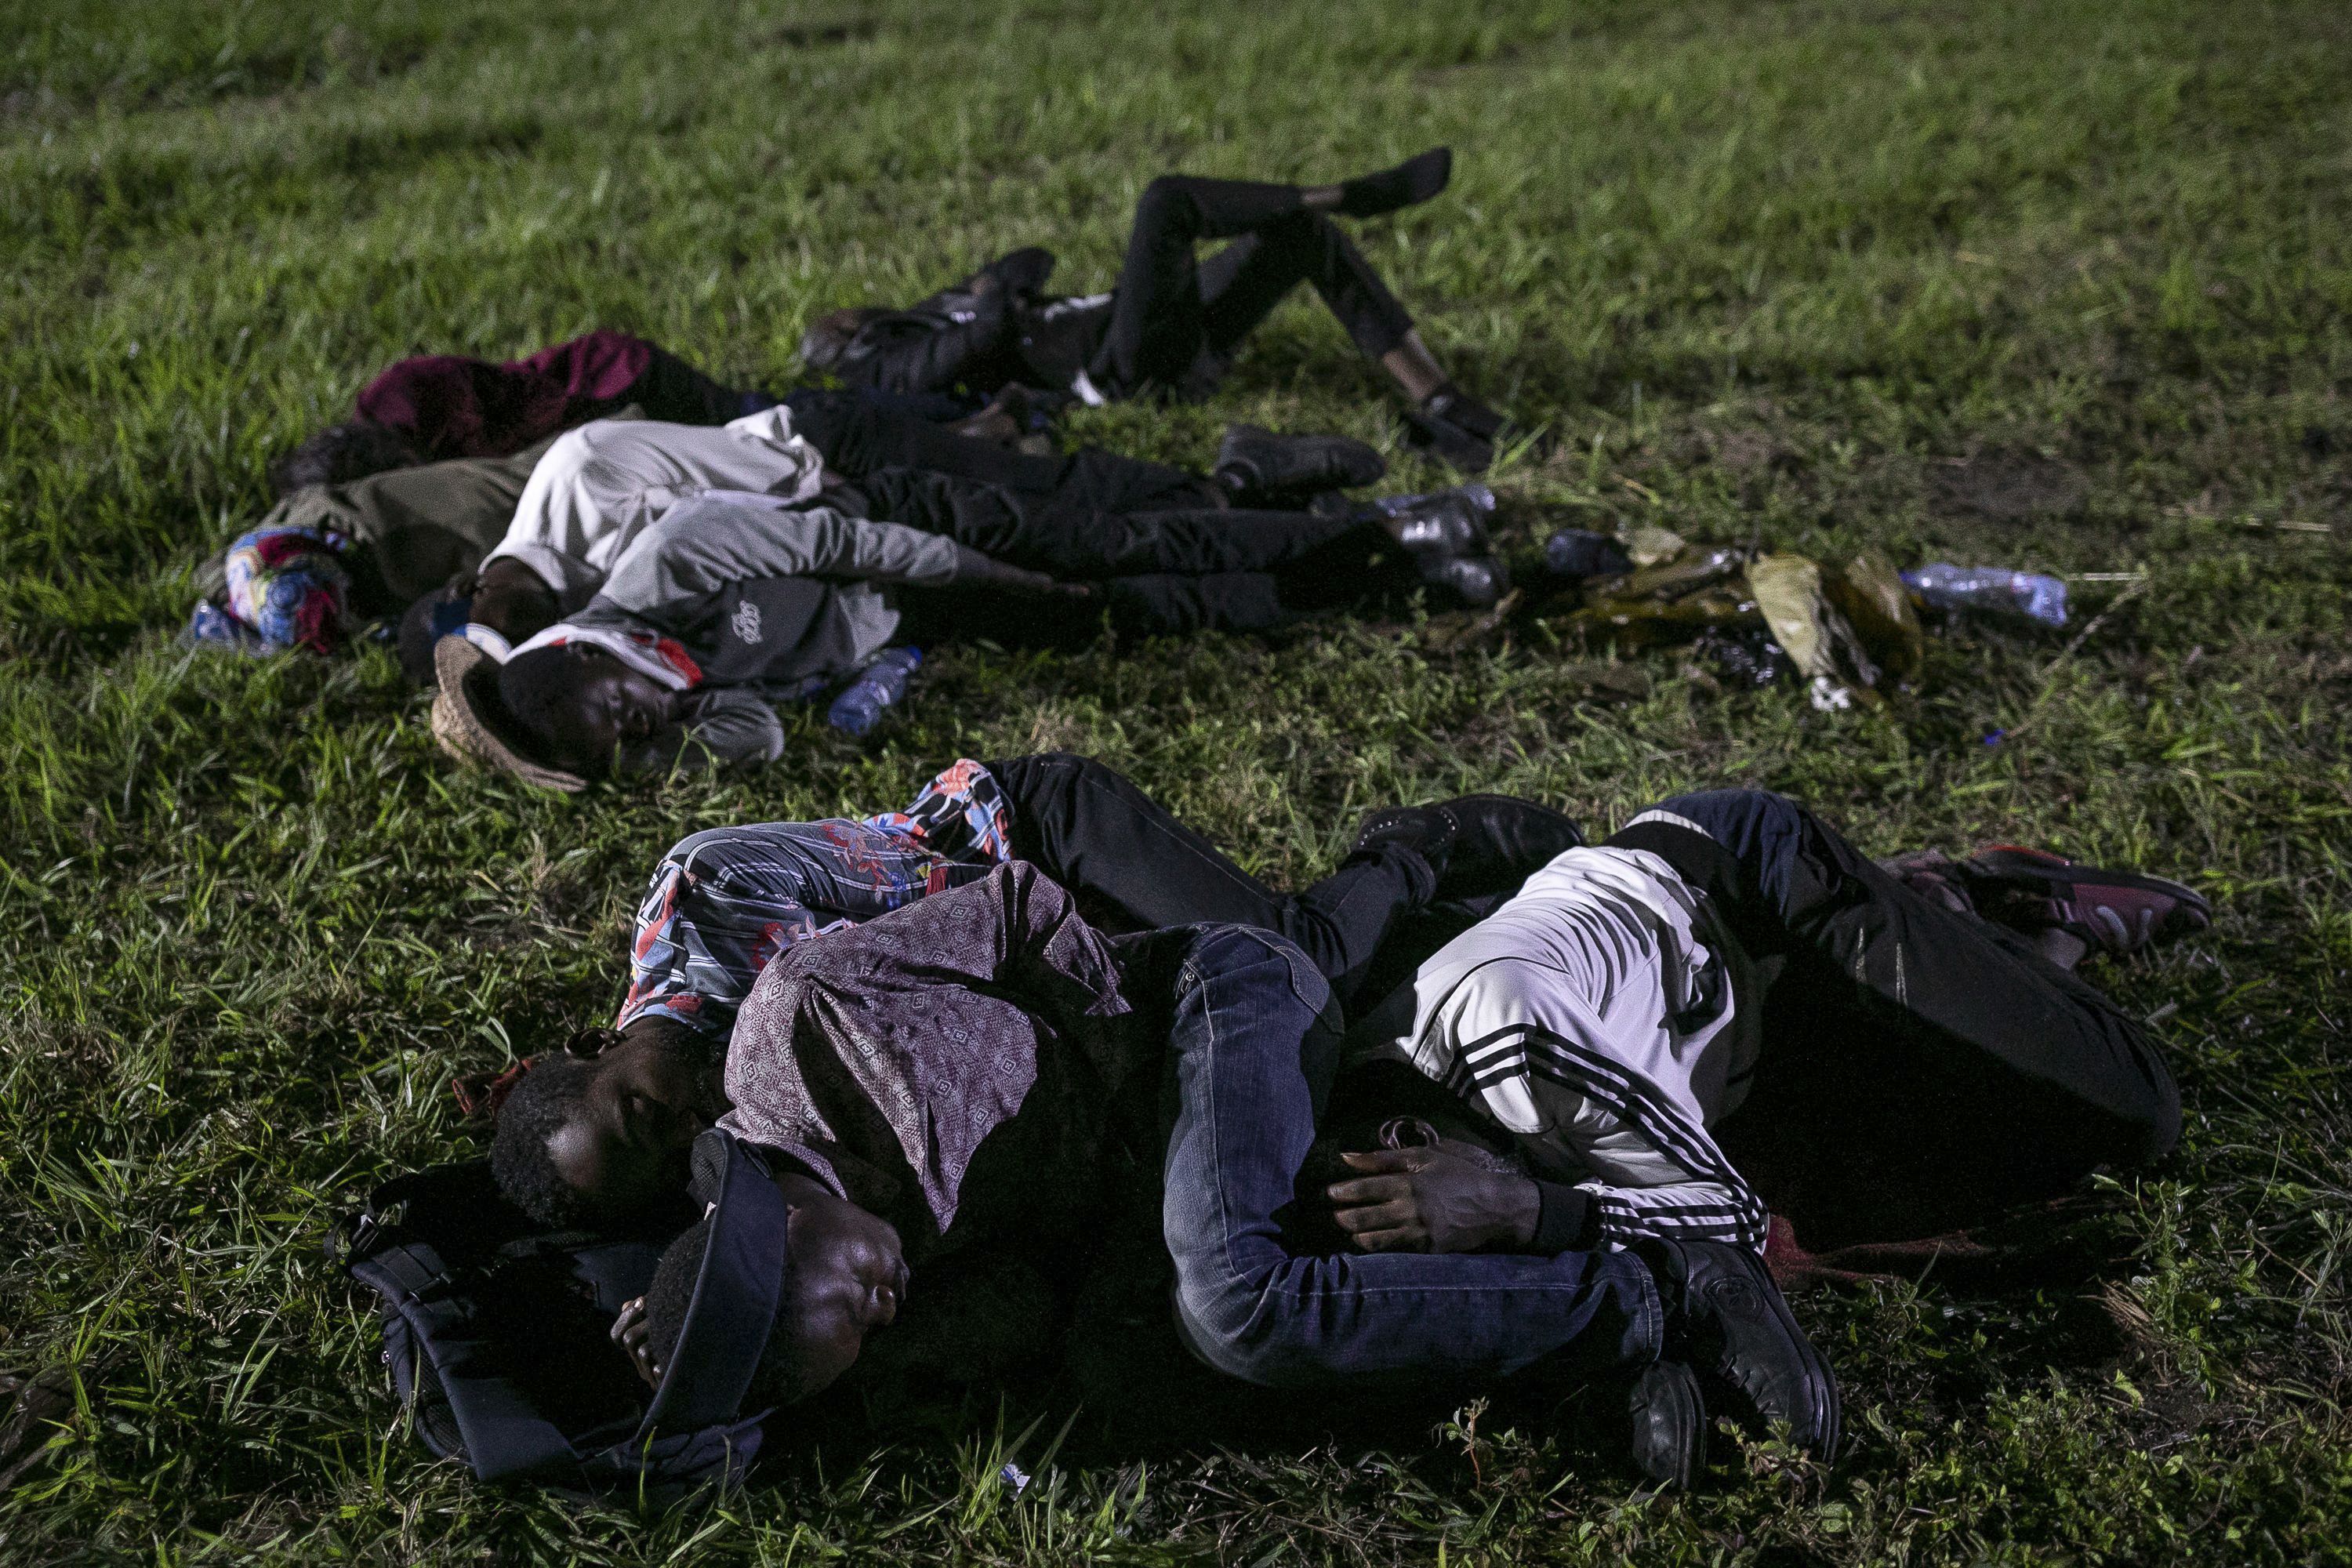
[336,1138,781,1502]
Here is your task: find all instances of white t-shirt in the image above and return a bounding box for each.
[1359,840,1768,1250]
[486,408,826,601]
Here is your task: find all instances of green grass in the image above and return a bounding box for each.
[3,0,2350,1559]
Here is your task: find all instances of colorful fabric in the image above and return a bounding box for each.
[220,524,354,653]
[185,599,272,654]
[615,759,1017,1037]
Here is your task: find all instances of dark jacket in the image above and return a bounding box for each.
[833,248,1099,398]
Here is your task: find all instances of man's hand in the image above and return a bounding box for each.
[612,1295,662,1390]
[1326,1142,1542,1254]
[980,559,1093,598]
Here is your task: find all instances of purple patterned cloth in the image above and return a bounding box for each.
[718,862,1156,1258]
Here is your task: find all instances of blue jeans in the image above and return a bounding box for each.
[1160,925,1663,1388]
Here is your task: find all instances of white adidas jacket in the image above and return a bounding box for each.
[1362,842,1769,1251]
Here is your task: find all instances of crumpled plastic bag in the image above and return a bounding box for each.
[1746,553,1883,709]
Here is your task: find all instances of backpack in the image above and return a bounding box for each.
[335,1142,779,1503]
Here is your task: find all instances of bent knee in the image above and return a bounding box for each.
[1171,1279,1332,1389]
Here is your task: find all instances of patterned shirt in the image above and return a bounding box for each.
[615,759,1013,1037]
[718,862,1156,1258]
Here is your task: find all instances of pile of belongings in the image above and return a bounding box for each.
[1537,526,1926,711]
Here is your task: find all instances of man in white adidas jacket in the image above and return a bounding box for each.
[1331,789,2204,1261]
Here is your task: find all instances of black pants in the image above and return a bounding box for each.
[990,753,1432,1005]
[1607,790,2181,1247]
[783,388,1062,489]
[628,347,759,426]
[1098,176,1420,399]
[860,465,1380,637]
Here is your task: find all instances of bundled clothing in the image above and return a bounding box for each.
[355,331,765,461]
[191,434,565,650]
[829,177,1418,406]
[1365,790,2181,1253]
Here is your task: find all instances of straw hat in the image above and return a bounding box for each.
[428,633,588,793]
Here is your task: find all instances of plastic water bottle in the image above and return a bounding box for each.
[1901,564,2068,629]
[826,647,923,735]
[1364,482,1496,520]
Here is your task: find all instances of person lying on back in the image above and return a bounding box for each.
[802,148,1518,471]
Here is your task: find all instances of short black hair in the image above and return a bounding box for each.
[641,1217,710,1381]
[270,419,423,496]
[797,307,885,373]
[496,644,612,777]
[397,584,474,688]
[644,1217,797,1403]
[489,1055,598,1228]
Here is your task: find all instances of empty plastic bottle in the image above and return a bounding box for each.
[1900,564,2068,629]
[826,647,923,735]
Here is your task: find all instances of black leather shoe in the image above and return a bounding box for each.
[1381,487,1493,557]
[1627,1359,1708,1491]
[1353,793,1584,898]
[1418,552,1511,609]
[1403,390,1512,475]
[1214,424,1387,503]
[1642,1240,1839,1461]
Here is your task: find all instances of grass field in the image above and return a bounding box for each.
[3,0,2350,1559]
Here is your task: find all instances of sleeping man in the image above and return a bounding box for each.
[524,786,2205,1487]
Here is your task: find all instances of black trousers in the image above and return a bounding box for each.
[1607,790,2181,1247]
[858,465,1381,637]
[1097,176,1420,399]
[989,753,1432,1006]
[630,347,758,426]
[782,388,1068,489]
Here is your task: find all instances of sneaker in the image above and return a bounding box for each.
[1964,845,2213,959]
[1876,849,1980,919]
[1214,424,1386,503]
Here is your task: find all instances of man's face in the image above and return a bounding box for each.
[537,649,680,775]
[546,1027,725,1220]
[765,1171,908,1402]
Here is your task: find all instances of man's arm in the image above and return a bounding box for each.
[590,495,964,619]
[611,688,787,778]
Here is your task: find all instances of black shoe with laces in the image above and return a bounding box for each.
[1214,424,1387,504]
[1418,552,1510,609]
[1639,1239,1839,1461]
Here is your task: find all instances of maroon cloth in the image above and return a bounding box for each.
[354,330,662,460]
